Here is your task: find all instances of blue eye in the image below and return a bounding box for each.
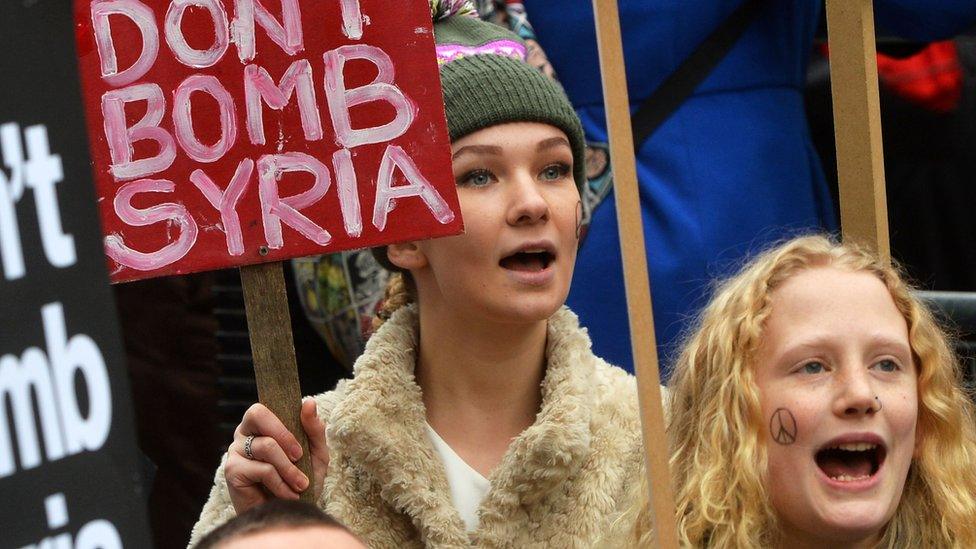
[540,163,570,181]
[873,359,899,372]
[459,169,494,188]
[801,361,825,374]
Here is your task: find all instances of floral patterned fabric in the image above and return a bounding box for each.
[430,0,479,21]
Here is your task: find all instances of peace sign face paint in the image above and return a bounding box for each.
[769,408,798,445]
[753,267,918,547]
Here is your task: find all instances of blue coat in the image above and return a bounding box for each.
[523,0,976,376]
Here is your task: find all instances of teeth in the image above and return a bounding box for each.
[831,443,877,452]
[830,474,871,482]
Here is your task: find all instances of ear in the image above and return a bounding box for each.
[386,241,427,271]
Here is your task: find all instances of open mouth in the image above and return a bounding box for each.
[815,442,886,482]
[499,250,554,272]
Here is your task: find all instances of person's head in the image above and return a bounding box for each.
[373,2,585,327]
[662,235,976,547]
[194,499,366,549]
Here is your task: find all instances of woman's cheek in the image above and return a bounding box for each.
[768,405,807,470]
[886,388,919,444]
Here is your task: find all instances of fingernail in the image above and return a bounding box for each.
[297,474,309,491]
[291,444,303,460]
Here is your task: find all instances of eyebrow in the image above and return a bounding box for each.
[865,334,912,356]
[777,334,911,360]
[537,136,571,152]
[451,136,571,160]
[452,144,503,160]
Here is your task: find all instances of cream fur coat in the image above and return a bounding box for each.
[190,306,644,548]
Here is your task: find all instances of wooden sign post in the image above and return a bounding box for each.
[74,0,464,496]
[239,261,313,500]
[825,0,891,258]
[591,0,679,546]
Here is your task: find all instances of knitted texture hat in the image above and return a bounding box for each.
[373,1,586,272]
[433,11,587,190]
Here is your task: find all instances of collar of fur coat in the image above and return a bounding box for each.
[325,305,597,543]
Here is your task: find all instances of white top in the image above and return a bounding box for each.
[425,423,491,533]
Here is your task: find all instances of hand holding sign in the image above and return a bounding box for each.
[225,400,329,514]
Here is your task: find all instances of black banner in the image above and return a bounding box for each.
[0,1,151,547]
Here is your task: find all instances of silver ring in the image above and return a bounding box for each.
[243,435,255,460]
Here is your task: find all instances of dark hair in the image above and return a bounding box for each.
[194,500,354,548]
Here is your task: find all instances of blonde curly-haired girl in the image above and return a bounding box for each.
[634,235,976,547]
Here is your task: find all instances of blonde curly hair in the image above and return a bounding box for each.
[638,235,976,547]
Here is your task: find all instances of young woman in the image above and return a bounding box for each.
[190,3,643,547]
[639,235,976,547]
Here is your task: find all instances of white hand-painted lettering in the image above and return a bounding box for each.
[191,159,254,256]
[104,179,198,270]
[91,0,160,87]
[257,152,332,249]
[231,0,304,63]
[339,0,365,40]
[101,84,177,180]
[165,0,230,68]
[88,0,458,271]
[373,144,455,231]
[323,44,417,149]
[172,75,238,163]
[332,148,362,237]
[244,60,323,145]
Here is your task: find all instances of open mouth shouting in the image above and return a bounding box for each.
[499,241,557,285]
[814,434,887,489]
[500,250,554,272]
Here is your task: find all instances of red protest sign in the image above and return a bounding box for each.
[74,0,462,283]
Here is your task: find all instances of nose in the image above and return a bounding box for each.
[506,172,549,226]
[832,365,879,418]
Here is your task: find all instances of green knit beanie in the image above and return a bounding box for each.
[433,13,587,191]
[372,2,586,273]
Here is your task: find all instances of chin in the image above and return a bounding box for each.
[488,295,565,324]
[503,302,563,324]
[811,503,892,544]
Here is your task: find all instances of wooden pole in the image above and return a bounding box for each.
[240,261,315,504]
[826,0,890,260]
[591,0,678,546]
